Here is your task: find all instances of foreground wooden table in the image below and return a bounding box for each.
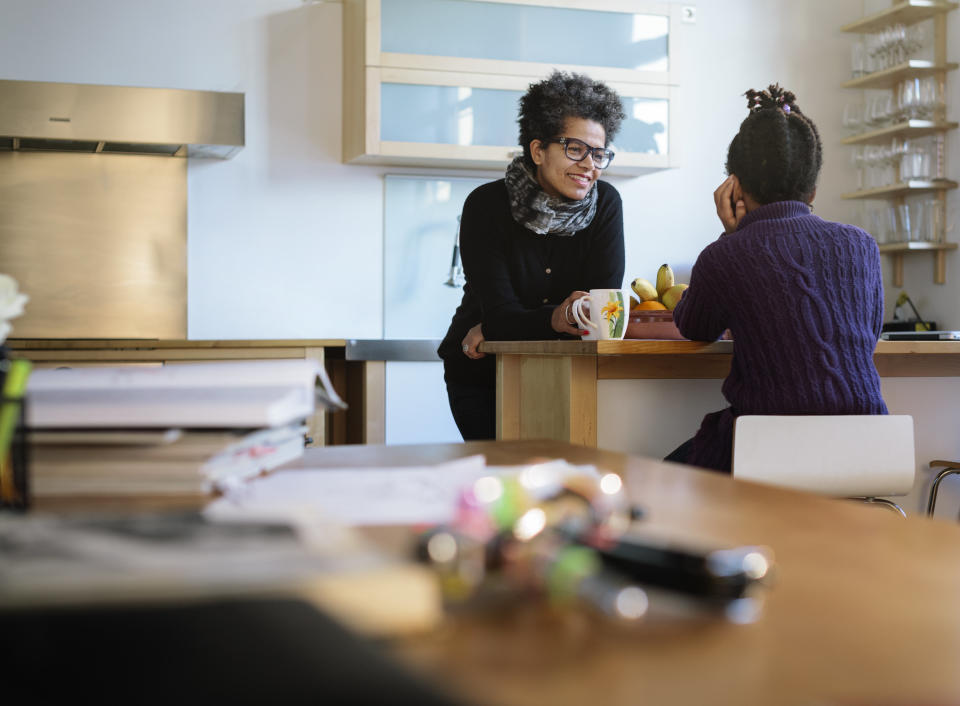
[294,440,960,706]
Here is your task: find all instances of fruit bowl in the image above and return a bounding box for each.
[626,310,685,340]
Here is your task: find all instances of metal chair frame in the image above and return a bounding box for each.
[926,460,960,518]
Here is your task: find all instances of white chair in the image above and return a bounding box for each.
[732,415,916,517]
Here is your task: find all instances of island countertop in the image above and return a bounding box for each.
[481,339,960,377]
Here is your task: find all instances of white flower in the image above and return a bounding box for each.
[0,274,28,345]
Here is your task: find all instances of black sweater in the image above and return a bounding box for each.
[438,178,625,386]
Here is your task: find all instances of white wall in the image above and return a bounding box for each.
[2,0,899,341]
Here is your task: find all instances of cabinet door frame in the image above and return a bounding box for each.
[346,67,674,174]
[363,0,680,87]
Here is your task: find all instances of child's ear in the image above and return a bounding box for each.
[731,178,743,203]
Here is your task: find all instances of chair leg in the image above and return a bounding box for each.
[926,467,960,517]
[863,497,907,518]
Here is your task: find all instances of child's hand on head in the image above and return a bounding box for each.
[714,175,747,234]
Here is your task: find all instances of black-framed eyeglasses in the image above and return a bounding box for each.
[550,137,615,170]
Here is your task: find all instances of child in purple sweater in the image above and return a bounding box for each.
[667,85,888,473]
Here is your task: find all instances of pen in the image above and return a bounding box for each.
[545,544,648,621]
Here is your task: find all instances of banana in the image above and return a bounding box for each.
[630,277,658,302]
[655,263,675,297]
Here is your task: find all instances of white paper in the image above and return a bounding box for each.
[25,358,345,428]
[204,456,601,526]
[26,359,323,390]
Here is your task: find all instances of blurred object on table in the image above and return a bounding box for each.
[417,460,774,625]
[0,508,441,638]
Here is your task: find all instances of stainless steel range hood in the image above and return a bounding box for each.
[0,79,244,158]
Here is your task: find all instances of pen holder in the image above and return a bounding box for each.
[0,394,30,511]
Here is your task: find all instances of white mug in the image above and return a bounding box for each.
[571,289,629,340]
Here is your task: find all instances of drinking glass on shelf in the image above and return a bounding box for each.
[909,200,945,242]
[869,205,898,243]
[842,101,864,135]
[917,76,941,120]
[889,23,907,66]
[880,141,898,186]
[864,145,881,187]
[909,200,927,241]
[897,78,919,121]
[905,137,936,181]
[895,203,912,241]
[927,199,945,243]
[887,205,901,242]
[867,91,894,129]
[867,206,885,243]
[851,40,867,78]
[865,31,884,73]
[851,146,866,189]
[905,22,927,57]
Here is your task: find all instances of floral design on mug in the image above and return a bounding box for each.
[601,292,625,338]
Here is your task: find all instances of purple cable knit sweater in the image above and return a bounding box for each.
[672,201,888,473]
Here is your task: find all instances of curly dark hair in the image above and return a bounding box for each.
[518,71,626,167]
[725,84,823,204]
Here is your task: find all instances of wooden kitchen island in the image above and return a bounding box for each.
[482,339,960,515]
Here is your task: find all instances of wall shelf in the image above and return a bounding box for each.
[878,241,958,252]
[841,179,958,200]
[878,241,958,286]
[840,0,958,34]
[842,60,958,90]
[840,0,957,34]
[841,1,957,286]
[842,120,959,146]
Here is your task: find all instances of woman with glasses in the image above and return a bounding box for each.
[438,71,626,441]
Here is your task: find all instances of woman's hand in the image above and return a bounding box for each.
[461,323,486,359]
[714,175,746,234]
[551,290,590,335]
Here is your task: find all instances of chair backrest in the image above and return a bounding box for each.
[732,415,915,497]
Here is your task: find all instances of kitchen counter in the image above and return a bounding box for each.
[345,339,441,361]
[479,339,960,515]
[481,339,960,378]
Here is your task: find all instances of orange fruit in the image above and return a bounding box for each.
[635,300,667,311]
[630,296,643,311]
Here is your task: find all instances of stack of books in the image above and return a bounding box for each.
[24,359,345,497]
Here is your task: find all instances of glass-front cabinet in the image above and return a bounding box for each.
[343,0,680,175]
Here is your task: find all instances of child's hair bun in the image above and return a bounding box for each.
[745,84,798,115]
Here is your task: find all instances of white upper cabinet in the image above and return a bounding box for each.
[376,0,674,84]
[343,0,679,175]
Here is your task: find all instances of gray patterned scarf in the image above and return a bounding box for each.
[504,156,598,236]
